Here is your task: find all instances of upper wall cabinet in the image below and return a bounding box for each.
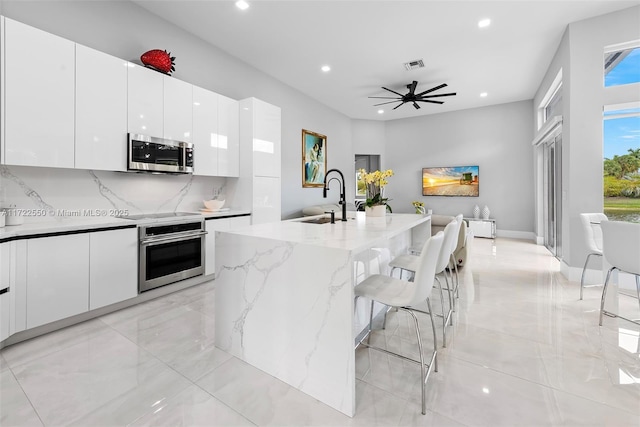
[163,76,193,143]
[192,86,220,176]
[252,99,281,178]
[3,18,75,168]
[127,63,163,138]
[218,94,240,177]
[193,88,239,177]
[75,45,128,171]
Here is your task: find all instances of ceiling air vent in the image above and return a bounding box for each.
[404,59,424,71]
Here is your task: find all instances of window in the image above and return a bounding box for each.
[604,45,640,87]
[544,85,562,123]
[603,106,640,222]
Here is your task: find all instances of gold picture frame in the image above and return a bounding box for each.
[302,129,327,187]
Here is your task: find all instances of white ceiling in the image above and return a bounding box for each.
[133,0,638,121]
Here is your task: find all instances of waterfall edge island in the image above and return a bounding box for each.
[214,212,431,416]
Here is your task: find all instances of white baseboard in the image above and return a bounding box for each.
[535,235,544,245]
[496,229,536,241]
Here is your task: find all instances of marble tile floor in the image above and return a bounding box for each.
[1,237,639,426]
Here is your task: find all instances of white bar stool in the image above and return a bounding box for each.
[599,219,640,326]
[354,231,444,415]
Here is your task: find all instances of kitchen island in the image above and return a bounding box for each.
[214,212,431,417]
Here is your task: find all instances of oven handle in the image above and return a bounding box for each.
[140,231,208,246]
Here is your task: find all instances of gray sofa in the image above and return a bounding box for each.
[431,214,469,268]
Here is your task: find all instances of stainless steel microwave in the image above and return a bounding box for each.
[128,133,194,174]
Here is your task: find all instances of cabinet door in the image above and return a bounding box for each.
[4,18,75,168]
[90,228,138,310]
[163,76,193,143]
[75,45,128,171]
[218,94,240,177]
[128,63,163,137]
[253,100,281,178]
[228,216,251,229]
[253,176,281,224]
[0,242,10,342]
[1,17,5,164]
[26,234,89,329]
[192,86,219,176]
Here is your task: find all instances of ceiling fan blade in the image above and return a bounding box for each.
[382,87,405,97]
[368,96,402,99]
[373,100,406,106]
[408,80,418,95]
[417,99,445,104]
[416,83,448,97]
[419,92,457,98]
[392,101,406,110]
[412,101,420,109]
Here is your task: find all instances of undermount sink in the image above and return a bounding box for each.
[301,217,334,224]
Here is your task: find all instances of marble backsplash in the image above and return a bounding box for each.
[0,165,236,223]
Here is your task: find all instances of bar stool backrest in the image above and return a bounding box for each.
[580,213,607,254]
[410,231,444,306]
[601,219,640,276]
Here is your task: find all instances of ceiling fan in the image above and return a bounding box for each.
[369,80,456,110]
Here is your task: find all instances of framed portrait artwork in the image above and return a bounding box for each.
[302,129,327,187]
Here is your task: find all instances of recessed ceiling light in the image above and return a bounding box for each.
[478,18,491,28]
[235,1,249,11]
[321,65,331,72]
[377,109,384,114]
[480,92,488,97]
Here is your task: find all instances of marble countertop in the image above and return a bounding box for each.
[225,212,431,253]
[0,209,251,240]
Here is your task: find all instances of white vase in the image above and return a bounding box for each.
[482,205,490,220]
[365,205,386,217]
[473,205,480,219]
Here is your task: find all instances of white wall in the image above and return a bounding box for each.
[0,0,353,220]
[352,120,386,158]
[384,101,535,235]
[534,6,640,272]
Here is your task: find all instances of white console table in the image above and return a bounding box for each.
[465,218,496,238]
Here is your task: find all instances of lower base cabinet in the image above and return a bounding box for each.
[89,228,137,310]
[0,242,11,341]
[26,234,90,329]
[20,227,138,331]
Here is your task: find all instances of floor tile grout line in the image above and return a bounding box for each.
[97,307,256,427]
[4,363,47,427]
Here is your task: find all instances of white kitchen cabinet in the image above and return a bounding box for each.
[239,98,282,224]
[26,234,90,329]
[1,17,5,164]
[253,176,282,225]
[252,100,281,178]
[128,63,164,138]
[192,86,219,176]
[163,76,193,143]
[89,228,138,310]
[0,241,11,342]
[75,44,128,171]
[218,94,240,177]
[3,18,75,168]
[205,215,251,276]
